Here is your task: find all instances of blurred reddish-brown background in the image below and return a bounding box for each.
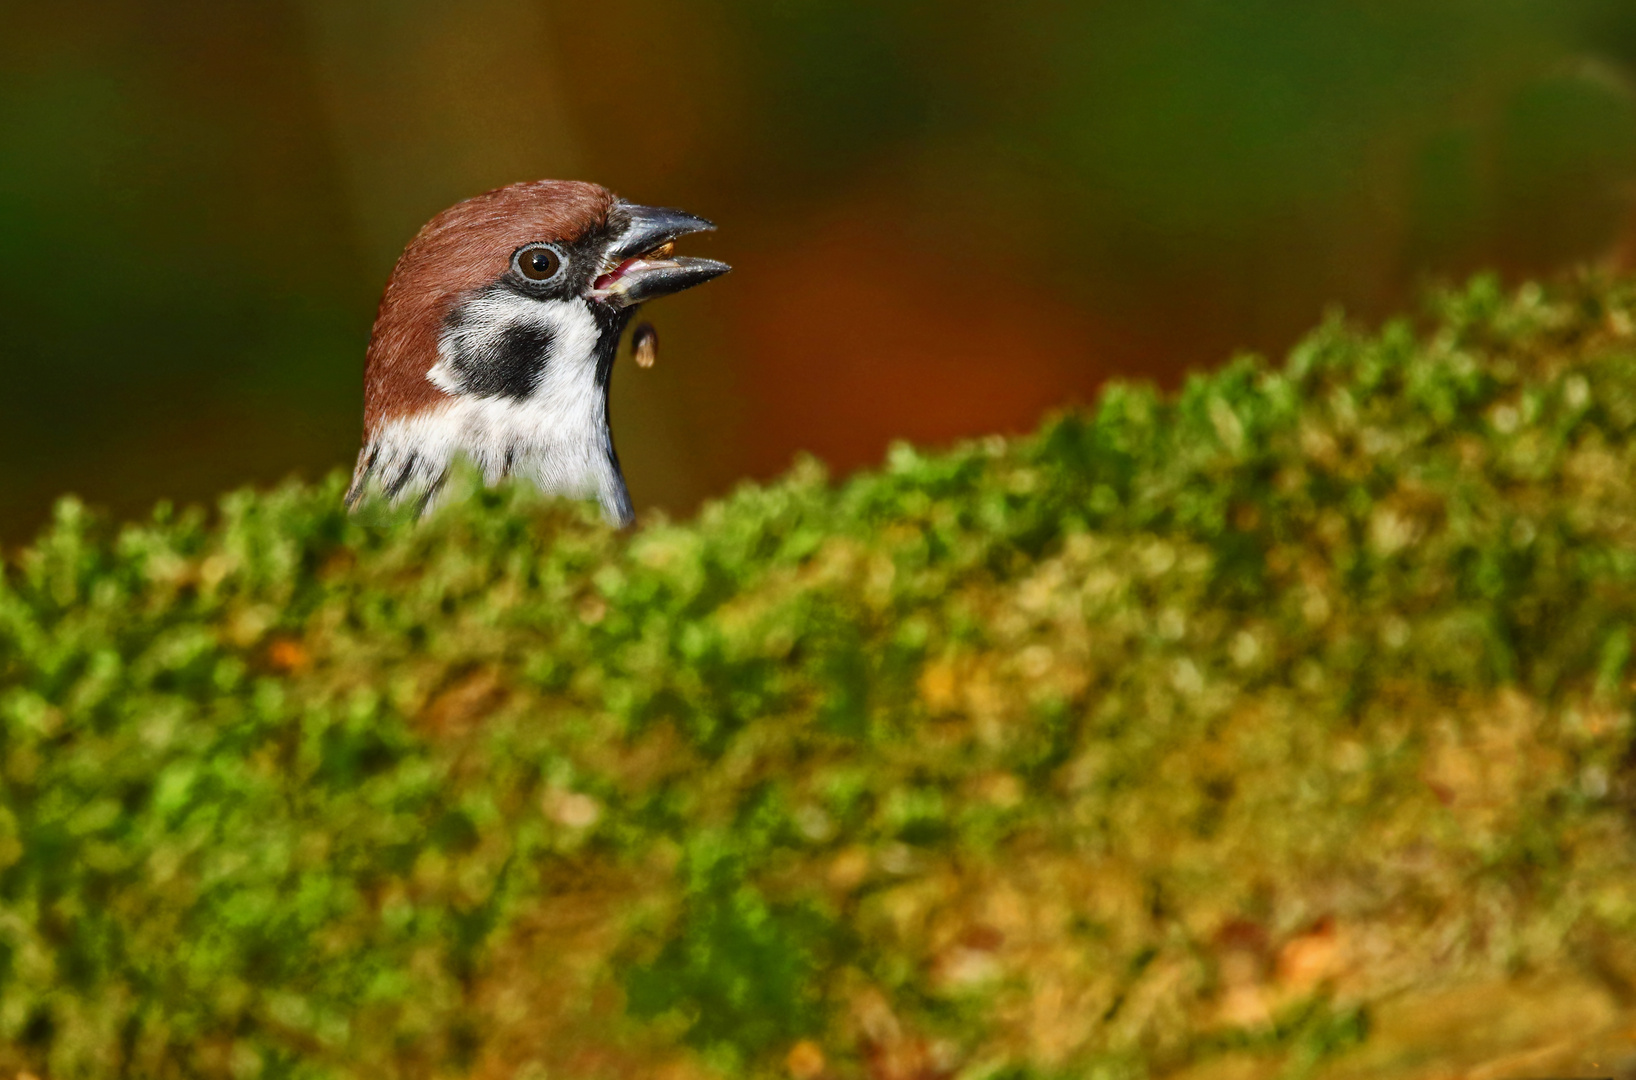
[5,1,1636,538]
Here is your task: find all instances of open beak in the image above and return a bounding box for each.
[590,203,731,308]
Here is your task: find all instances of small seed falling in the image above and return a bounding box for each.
[632,322,658,369]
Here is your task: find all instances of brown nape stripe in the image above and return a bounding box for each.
[361,179,618,433]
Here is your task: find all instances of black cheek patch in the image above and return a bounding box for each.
[451,321,556,400]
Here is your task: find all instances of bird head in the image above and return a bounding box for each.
[347,179,729,525]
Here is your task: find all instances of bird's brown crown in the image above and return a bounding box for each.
[362,179,618,431]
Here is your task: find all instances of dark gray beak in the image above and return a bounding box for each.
[591,202,731,308]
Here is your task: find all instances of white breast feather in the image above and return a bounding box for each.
[356,294,631,523]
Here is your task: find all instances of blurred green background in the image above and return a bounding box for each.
[5,1,1636,540]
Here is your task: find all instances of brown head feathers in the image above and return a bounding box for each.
[348,178,727,526]
[361,180,617,433]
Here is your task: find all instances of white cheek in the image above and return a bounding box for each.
[424,292,606,447]
[428,291,599,396]
[520,298,605,436]
[363,291,630,522]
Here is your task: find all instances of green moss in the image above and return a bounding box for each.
[3,274,1636,1078]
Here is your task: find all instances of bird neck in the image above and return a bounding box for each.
[592,303,636,389]
[590,303,637,525]
[352,299,641,526]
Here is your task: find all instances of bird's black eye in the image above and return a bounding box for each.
[514,243,564,282]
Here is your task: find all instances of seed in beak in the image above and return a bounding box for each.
[646,241,675,259]
[632,322,658,368]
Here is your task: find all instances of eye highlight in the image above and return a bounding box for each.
[513,243,564,283]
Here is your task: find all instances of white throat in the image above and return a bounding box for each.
[352,293,633,525]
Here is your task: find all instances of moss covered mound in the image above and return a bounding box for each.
[4,277,1636,1079]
